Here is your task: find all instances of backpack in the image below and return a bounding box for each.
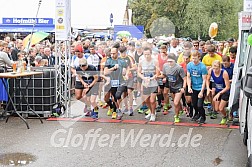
[51,103,66,117]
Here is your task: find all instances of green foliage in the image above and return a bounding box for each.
[129,0,243,40]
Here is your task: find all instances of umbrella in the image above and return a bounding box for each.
[116,31,131,37]
[23,32,49,48]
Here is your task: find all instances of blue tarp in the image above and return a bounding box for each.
[113,25,144,40]
[0,24,55,32]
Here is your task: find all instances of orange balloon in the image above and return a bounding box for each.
[209,22,218,38]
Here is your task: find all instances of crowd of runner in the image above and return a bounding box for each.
[0,36,238,125]
[70,37,237,125]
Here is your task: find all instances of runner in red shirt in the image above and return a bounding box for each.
[157,45,171,114]
[180,50,193,117]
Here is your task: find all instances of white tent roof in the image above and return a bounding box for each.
[0,0,127,29]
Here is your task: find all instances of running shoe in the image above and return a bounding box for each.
[206,111,212,116]
[150,114,156,122]
[145,113,151,119]
[145,109,151,115]
[116,109,123,120]
[156,105,162,112]
[191,114,200,121]
[107,108,113,116]
[174,115,180,123]
[220,117,227,125]
[91,111,98,119]
[98,101,105,107]
[210,112,217,119]
[198,117,206,124]
[138,105,148,114]
[179,110,184,116]
[163,103,172,110]
[122,108,129,115]
[203,101,209,108]
[111,112,117,119]
[84,108,91,117]
[138,108,144,114]
[129,108,134,116]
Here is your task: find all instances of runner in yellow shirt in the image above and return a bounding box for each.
[202,44,222,117]
[202,44,222,70]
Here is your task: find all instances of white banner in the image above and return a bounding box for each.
[55,0,71,40]
[244,0,252,12]
[238,12,252,31]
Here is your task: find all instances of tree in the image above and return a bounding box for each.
[129,0,243,40]
[129,0,156,38]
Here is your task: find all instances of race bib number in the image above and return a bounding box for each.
[144,72,153,78]
[158,78,163,85]
[167,75,176,82]
[215,83,224,90]
[111,80,119,87]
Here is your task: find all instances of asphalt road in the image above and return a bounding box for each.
[0,117,247,167]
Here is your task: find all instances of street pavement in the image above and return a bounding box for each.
[0,113,248,167]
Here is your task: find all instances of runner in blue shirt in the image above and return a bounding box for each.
[207,60,230,125]
[221,55,234,82]
[187,51,208,124]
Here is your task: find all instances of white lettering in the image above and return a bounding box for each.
[50,129,67,147]
[150,134,161,147]
[177,128,193,147]
[89,128,102,150]
[121,129,144,147]
[98,134,110,147]
[82,129,95,150]
[159,128,174,147]
[190,134,202,147]
[139,134,152,147]
[71,134,83,147]
[109,133,120,147]
[63,128,73,147]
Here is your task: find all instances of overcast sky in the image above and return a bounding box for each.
[0,0,127,28]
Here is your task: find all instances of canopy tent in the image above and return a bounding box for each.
[113,25,144,40]
[0,24,54,33]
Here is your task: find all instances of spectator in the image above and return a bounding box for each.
[229,46,237,64]
[11,39,23,61]
[42,47,55,66]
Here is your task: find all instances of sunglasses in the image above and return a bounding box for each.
[194,45,199,47]
[79,64,87,67]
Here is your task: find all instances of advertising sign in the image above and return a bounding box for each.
[55,0,71,40]
[2,18,54,25]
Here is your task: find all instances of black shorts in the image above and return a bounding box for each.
[170,87,181,94]
[115,85,127,100]
[216,92,230,101]
[75,81,84,89]
[159,85,165,89]
[86,83,99,97]
[185,87,192,96]
[209,81,215,89]
[143,86,158,95]
[164,80,169,88]
[75,81,99,96]
[104,81,127,93]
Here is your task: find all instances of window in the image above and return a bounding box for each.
[239,32,249,67]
